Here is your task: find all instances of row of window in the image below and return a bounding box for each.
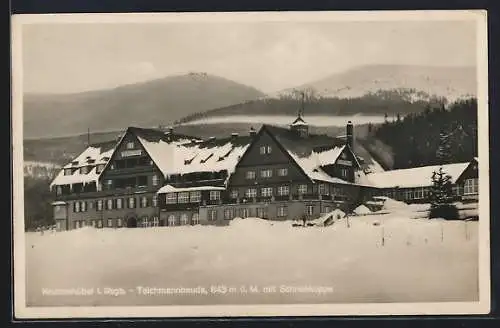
[63,164,106,176]
[245,167,288,179]
[237,184,341,198]
[165,190,220,204]
[380,180,478,201]
[166,213,200,226]
[206,204,329,221]
[72,195,158,212]
[73,217,125,229]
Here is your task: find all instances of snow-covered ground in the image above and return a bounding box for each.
[182,115,386,127]
[25,210,479,307]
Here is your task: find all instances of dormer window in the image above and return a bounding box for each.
[96,164,105,174]
[80,166,89,174]
[71,161,78,166]
[126,141,135,149]
[63,168,72,176]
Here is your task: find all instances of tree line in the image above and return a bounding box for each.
[372,97,478,169]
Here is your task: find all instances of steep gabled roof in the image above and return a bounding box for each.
[49,140,118,189]
[263,125,353,184]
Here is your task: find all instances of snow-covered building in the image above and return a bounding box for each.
[363,158,479,204]
[48,116,479,231]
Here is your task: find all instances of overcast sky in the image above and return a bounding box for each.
[21,19,477,94]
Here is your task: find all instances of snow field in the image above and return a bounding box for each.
[25,214,479,307]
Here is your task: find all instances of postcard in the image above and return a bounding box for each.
[12,10,490,318]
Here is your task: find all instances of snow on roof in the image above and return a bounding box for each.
[287,149,353,185]
[50,141,117,189]
[365,162,470,189]
[50,166,101,189]
[138,134,251,177]
[51,201,67,206]
[157,184,226,194]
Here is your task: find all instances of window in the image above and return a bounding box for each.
[97,219,103,228]
[261,187,273,197]
[80,166,89,174]
[141,216,149,228]
[277,185,290,196]
[246,171,256,179]
[318,184,329,195]
[260,145,272,154]
[82,201,87,212]
[96,164,105,174]
[128,197,136,209]
[106,199,114,210]
[277,206,288,217]
[405,190,413,200]
[210,191,221,201]
[257,207,268,218]
[91,220,96,228]
[260,169,273,178]
[306,205,314,216]
[97,200,103,211]
[298,184,308,195]
[180,214,189,225]
[116,218,123,228]
[97,183,102,192]
[56,186,62,196]
[245,188,257,198]
[230,189,239,199]
[152,195,158,207]
[191,213,200,225]
[116,198,123,209]
[414,188,425,199]
[323,206,331,214]
[208,210,217,221]
[140,196,148,208]
[278,168,288,176]
[74,201,80,213]
[107,219,113,227]
[178,192,190,203]
[224,208,234,220]
[152,216,159,227]
[74,221,80,229]
[105,179,113,189]
[168,215,176,226]
[152,175,159,186]
[126,141,135,149]
[166,193,177,204]
[64,168,72,176]
[189,191,201,203]
[137,176,148,187]
[341,168,348,178]
[464,178,479,195]
[81,220,86,227]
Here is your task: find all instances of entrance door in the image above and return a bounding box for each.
[127,216,138,228]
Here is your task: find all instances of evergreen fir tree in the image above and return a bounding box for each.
[436,130,453,164]
[428,167,453,209]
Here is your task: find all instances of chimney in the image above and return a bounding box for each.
[249,126,256,137]
[346,121,354,148]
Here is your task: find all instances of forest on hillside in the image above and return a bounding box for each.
[371,98,478,169]
[24,176,54,231]
[176,88,449,124]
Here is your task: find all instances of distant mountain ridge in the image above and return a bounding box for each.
[271,64,476,101]
[23,73,265,139]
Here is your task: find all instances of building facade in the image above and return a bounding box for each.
[48,117,479,231]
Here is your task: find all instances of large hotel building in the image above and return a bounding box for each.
[49,116,479,230]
